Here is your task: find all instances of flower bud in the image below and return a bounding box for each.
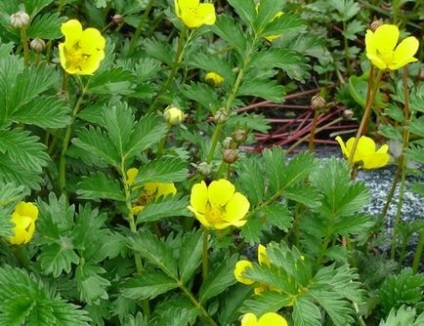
[205,72,224,87]
[343,109,354,120]
[223,149,239,164]
[9,202,38,245]
[10,11,30,29]
[112,14,124,25]
[232,129,248,144]
[370,19,383,32]
[196,162,212,176]
[163,106,184,125]
[222,137,233,149]
[30,38,46,53]
[310,94,326,111]
[213,109,228,123]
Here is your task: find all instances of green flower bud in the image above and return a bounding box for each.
[164,106,184,125]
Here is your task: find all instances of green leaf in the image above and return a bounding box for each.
[0,129,49,173]
[178,230,203,284]
[0,266,90,326]
[328,0,361,21]
[0,182,28,207]
[0,157,43,189]
[378,268,424,315]
[380,306,424,326]
[76,264,111,305]
[72,127,120,167]
[238,79,285,102]
[253,0,285,30]
[77,172,126,202]
[137,196,190,224]
[27,13,65,39]
[199,254,238,303]
[240,213,263,243]
[128,230,178,279]
[262,204,293,231]
[133,157,188,185]
[12,96,71,128]
[237,157,265,206]
[38,242,80,277]
[125,114,168,160]
[143,39,173,66]
[87,68,135,95]
[189,54,235,85]
[228,0,256,27]
[121,272,179,300]
[283,152,318,187]
[181,83,221,110]
[408,116,424,138]
[292,297,322,326]
[263,146,286,193]
[212,14,247,55]
[227,113,271,133]
[378,124,403,141]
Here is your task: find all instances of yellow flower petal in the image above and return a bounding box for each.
[190,181,208,214]
[241,313,258,326]
[196,3,216,25]
[61,19,83,45]
[366,53,388,70]
[224,192,250,224]
[335,136,348,158]
[175,0,215,28]
[373,24,399,53]
[208,179,235,206]
[365,29,377,55]
[234,260,254,285]
[14,202,38,221]
[258,312,288,326]
[258,244,270,267]
[156,183,177,197]
[9,212,36,245]
[391,36,419,70]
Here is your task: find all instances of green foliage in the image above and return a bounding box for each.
[0,266,90,326]
[377,268,424,316]
[379,305,424,326]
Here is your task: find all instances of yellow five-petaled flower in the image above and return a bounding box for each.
[336,136,390,169]
[241,312,288,326]
[59,19,106,75]
[365,24,419,70]
[174,0,216,29]
[9,202,38,245]
[188,179,250,229]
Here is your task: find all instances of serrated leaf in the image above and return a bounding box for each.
[228,0,256,27]
[237,157,265,206]
[76,264,110,305]
[77,172,125,202]
[199,254,238,303]
[212,14,247,55]
[262,204,293,231]
[87,68,135,95]
[0,182,28,206]
[178,230,203,284]
[292,297,322,326]
[121,272,179,300]
[0,129,49,173]
[238,79,285,102]
[189,54,235,85]
[143,39,173,66]
[228,113,271,133]
[284,152,318,187]
[408,116,424,138]
[128,230,178,279]
[133,157,188,185]
[38,242,80,277]
[136,195,190,224]
[379,306,424,326]
[27,13,65,39]
[72,127,120,167]
[0,157,43,189]
[240,212,263,243]
[181,83,221,110]
[263,146,286,193]
[152,306,198,326]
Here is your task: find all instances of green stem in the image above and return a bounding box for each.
[11,246,30,269]
[58,80,88,194]
[178,282,218,326]
[147,27,190,113]
[348,67,383,167]
[382,165,401,217]
[202,227,209,281]
[206,124,223,163]
[20,27,29,67]
[390,67,412,261]
[412,228,424,273]
[128,0,155,56]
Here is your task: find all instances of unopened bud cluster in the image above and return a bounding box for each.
[310,95,326,111]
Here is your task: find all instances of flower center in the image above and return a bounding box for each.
[205,203,225,225]
[65,42,90,71]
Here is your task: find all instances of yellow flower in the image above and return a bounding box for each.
[126,168,177,215]
[188,179,249,229]
[335,136,390,169]
[9,202,38,245]
[365,24,419,70]
[59,19,106,75]
[205,72,224,87]
[234,244,270,294]
[241,312,288,326]
[164,106,184,125]
[174,0,216,29]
